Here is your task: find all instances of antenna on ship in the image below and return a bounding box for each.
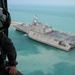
[45,22,49,28]
[33,15,38,25]
[46,22,48,26]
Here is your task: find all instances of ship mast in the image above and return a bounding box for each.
[33,15,38,25]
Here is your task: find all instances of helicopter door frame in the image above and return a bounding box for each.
[3,0,8,36]
[0,0,8,36]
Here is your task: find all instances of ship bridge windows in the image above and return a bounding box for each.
[59,41,66,47]
[54,39,58,41]
[69,43,72,46]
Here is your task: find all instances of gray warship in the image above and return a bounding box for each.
[13,16,75,51]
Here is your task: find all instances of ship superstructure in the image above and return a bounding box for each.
[13,16,75,51]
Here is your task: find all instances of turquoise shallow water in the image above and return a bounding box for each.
[8,5,75,75]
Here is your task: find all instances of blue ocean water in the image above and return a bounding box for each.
[8,5,75,75]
